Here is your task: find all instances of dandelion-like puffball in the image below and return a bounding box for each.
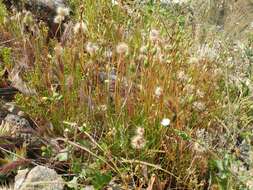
[161,118,170,127]
[54,44,63,56]
[54,15,65,24]
[73,21,88,35]
[136,127,145,136]
[140,45,148,54]
[54,7,69,24]
[193,101,206,111]
[196,89,205,98]
[149,29,160,42]
[177,70,188,82]
[86,42,99,55]
[131,135,146,149]
[116,42,129,55]
[184,84,195,94]
[56,7,70,17]
[155,86,163,98]
[193,142,206,153]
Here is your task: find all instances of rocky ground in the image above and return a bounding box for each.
[0,0,252,190]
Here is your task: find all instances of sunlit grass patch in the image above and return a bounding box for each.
[0,0,253,189]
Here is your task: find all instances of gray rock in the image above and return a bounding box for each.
[190,0,253,41]
[4,114,31,129]
[0,100,38,143]
[2,0,69,38]
[14,169,30,190]
[14,166,64,190]
[2,114,35,142]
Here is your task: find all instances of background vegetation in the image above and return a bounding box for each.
[0,0,253,189]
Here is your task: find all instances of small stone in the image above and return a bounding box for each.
[14,166,64,190]
[14,169,30,190]
[4,114,31,129]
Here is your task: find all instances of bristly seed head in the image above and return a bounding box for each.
[56,7,70,17]
[73,21,88,35]
[155,86,163,98]
[131,135,146,149]
[54,44,63,56]
[86,42,99,55]
[193,142,206,153]
[54,15,65,24]
[116,42,129,55]
[136,127,145,136]
[193,101,206,111]
[54,6,70,23]
[149,29,160,42]
[177,70,188,82]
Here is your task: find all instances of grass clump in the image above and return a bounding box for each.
[0,1,253,189]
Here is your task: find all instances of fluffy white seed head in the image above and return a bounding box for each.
[193,142,206,153]
[136,127,145,136]
[56,7,70,17]
[149,29,160,42]
[54,6,69,23]
[177,70,188,82]
[86,42,99,55]
[54,44,63,56]
[155,86,163,98]
[116,42,129,55]
[73,21,88,35]
[131,135,146,149]
[140,45,148,54]
[161,118,170,127]
[193,101,206,111]
[54,15,65,23]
